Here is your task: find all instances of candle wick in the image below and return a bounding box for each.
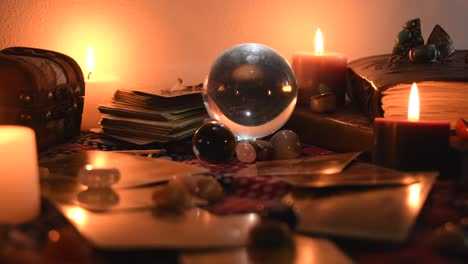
[87,72,92,80]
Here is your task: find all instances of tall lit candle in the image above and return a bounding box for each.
[292,28,347,107]
[0,126,40,224]
[81,45,119,131]
[373,83,450,171]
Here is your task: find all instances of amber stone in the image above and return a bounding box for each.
[192,120,236,164]
[235,141,257,163]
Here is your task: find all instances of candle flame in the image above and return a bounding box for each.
[86,45,95,80]
[314,28,324,55]
[408,82,420,121]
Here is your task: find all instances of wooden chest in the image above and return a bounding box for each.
[0,47,85,150]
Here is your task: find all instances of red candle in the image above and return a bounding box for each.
[373,83,450,171]
[291,29,347,107]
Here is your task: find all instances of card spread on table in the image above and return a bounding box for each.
[287,172,438,242]
[280,162,419,188]
[54,203,259,250]
[39,150,209,189]
[235,152,360,178]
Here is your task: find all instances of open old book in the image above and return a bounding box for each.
[347,50,468,128]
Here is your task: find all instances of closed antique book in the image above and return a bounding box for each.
[347,50,468,127]
[0,47,84,150]
[284,105,374,153]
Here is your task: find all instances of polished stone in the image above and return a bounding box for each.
[192,120,236,164]
[235,141,257,163]
[270,130,301,160]
[251,140,274,161]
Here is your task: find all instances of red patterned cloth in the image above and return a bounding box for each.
[185,144,332,215]
[40,134,332,215]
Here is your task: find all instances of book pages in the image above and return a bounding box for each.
[382,81,468,127]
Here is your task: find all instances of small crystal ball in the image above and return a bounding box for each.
[204,43,298,140]
[192,120,236,164]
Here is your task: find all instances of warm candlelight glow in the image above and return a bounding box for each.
[65,207,87,228]
[314,28,324,55]
[93,151,109,168]
[407,183,421,209]
[86,45,95,79]
[81,45,120,131]
[282,85,292,93]
[407,82,420,122]
[292,27,347,106]
[0,126,40,225]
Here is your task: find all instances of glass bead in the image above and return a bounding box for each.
[409,44,441,63]
[78,167,120,188]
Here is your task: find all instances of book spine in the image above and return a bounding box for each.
[346,68,384,120]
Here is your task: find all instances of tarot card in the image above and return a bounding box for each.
[40,150,208,189]
[288,172,438,242]
[236,152,360,177]
[280,162,420,188]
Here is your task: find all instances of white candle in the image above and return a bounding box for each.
[0,126,40,224]
[81,45,119,131]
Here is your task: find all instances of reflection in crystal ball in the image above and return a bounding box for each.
[204,43,298,140]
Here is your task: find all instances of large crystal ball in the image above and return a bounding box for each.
[204,43,298,140]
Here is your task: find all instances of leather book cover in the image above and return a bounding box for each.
[284,105,373,153]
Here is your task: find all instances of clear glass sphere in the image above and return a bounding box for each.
[203,43,298,140]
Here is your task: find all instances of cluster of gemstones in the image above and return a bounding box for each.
[192,120,302,165]
[392,18,424,60]
[391,18,454,63]
[152,174,224,213]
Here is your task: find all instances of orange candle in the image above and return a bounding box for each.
[373,83,450,171]
[81,45,119,131]
[292,29,347,106]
